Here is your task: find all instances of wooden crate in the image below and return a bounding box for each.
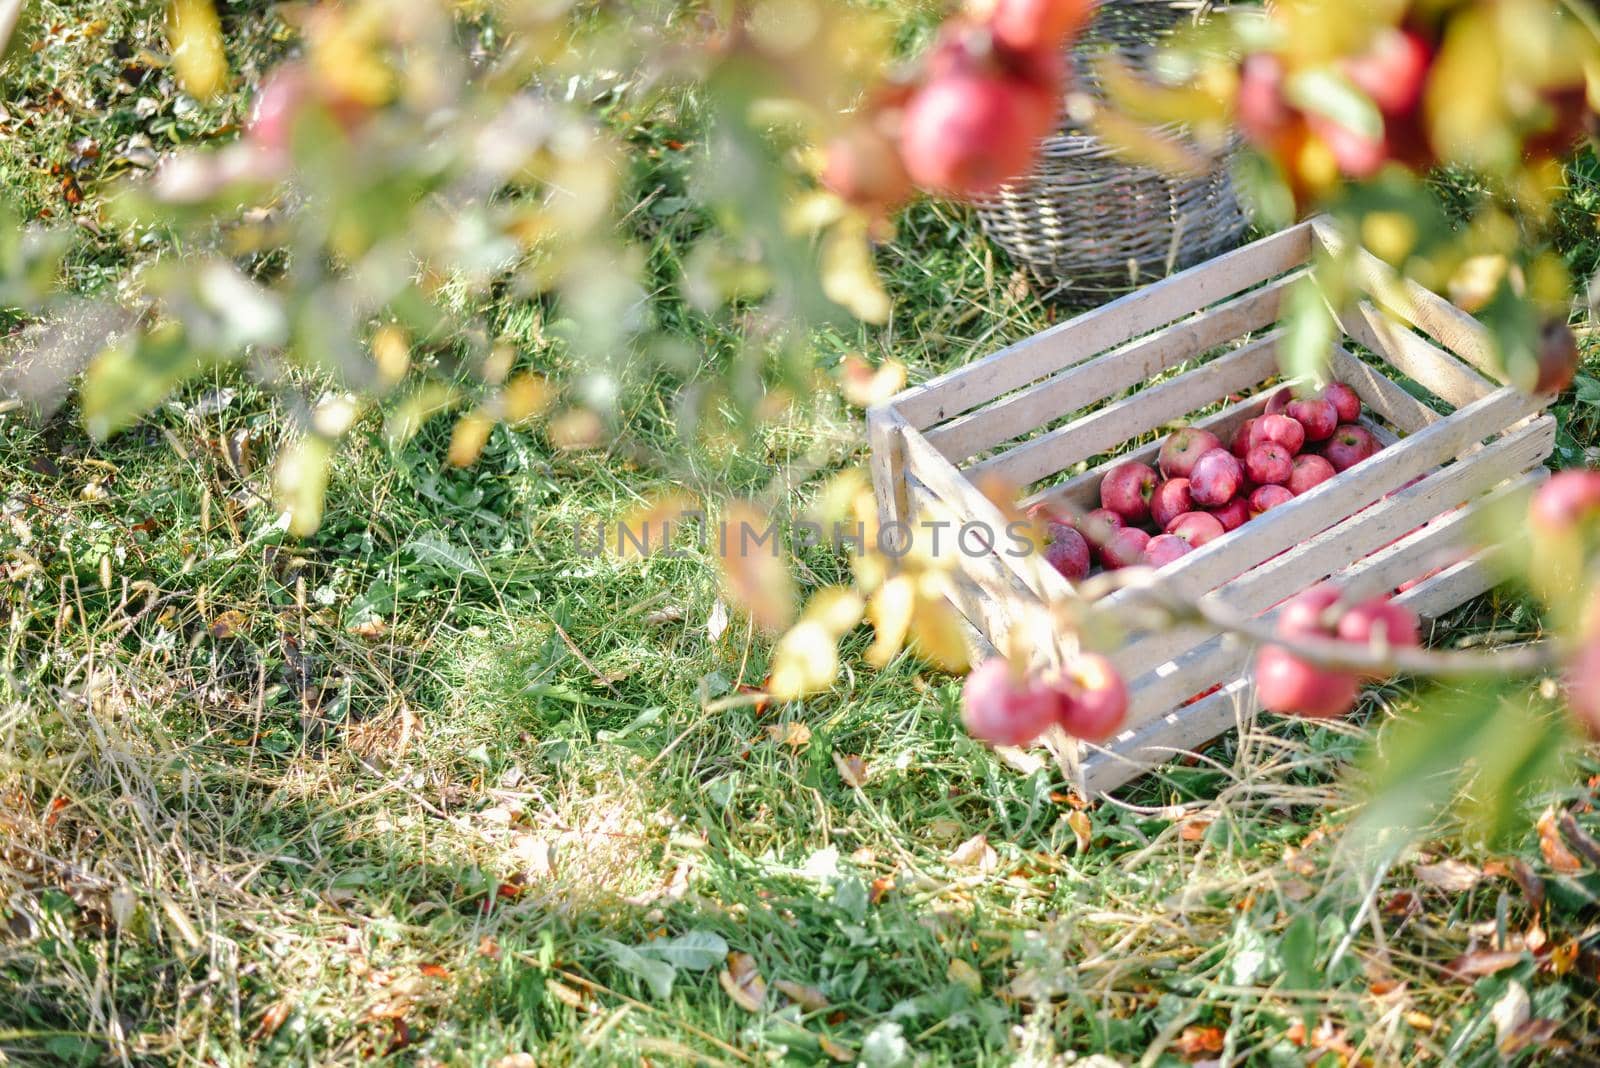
[868,217,1555,796]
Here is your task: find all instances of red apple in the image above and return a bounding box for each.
[1146,533,1194,568]
[1254,644,1361,719]
[823,120,913,211]
[1249,413,1307,456]
[979,0,1096,54]
[1287,398,1339,442]
[1079,507,1126,547]
[1278,582,1344,636]
[1530,469,1600,534]
[1534,318,1579,396]
[1099,527,1151,569]
[1342,27,1431,119]
[1246,442,1294,486]
[1208,496,1251,532]
[1287,454,1337,496]
[1100,461,1160,525]
[961,658,1063,747]
[1264,386,1295,416]
[1231,418,1259,460]
[1150,478,1196,531]
[1190,448,1245,508]
[1167,511,1226,547]
[1043,524,1091,581]
[1159,428,1224,480]
[1320,382,1363,424]
[1323,424,1381,472]
[1335,597,1421,676]
[1054,652,1129,742]
[900,71,1053,195]
[1236,53,1294,149]
[1250,483,1294,515]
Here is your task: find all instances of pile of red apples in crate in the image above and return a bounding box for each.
[1034,381,1382,580]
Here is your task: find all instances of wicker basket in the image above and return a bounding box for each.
[975,0,1250,297]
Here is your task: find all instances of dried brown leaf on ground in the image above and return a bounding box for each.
[773,979,829,1012]
[1444,951,1524,980]
[833,752,868,788]
[947,834,997,873]
[1415,859,1483,893]
[720,951,766,1012]
[1537,809,1583,875]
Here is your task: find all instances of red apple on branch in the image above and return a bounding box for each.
[962,658,1061,747]
[1055,652,1129,742]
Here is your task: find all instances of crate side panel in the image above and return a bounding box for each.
[925,273,1302,464]
[891,223,1315,430]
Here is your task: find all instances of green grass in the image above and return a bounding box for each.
[4,4,1600,1066]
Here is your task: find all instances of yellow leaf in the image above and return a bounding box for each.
[718,501,796,635]
[946,958,982,994]
[208,609,247,639]
[719,952,767,1012]
[615,492,698,560]
[820,217,891,324]
[448,412,494,468]
[768,621,839,700]
[802,586,865,637]
[1085,109,1213,177]
[169,0,227,101]
[1067,809,1092,854]
[906,590,971,673]
[865,574,915,667]
[547,408,604,451]
[371,326,410,386]
[818,1034,856,1063]
[836,353,906,409]
[502,373,552,422]
[275,435,332,536]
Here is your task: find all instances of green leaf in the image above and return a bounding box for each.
[1285,67,1384,140]
[1279,275,1337,390]
[402,533,484,577]
[600,939,677,1000]
[81,324,208,439]
[635,930,728,970]
[1279,912,1319,993]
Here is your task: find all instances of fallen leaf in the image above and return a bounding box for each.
[869,874,895,904]
[1415,859,1483,893]
[1501,1018,1562,1056]
[1506,857,1545,911]
[1444,951,1524,980]
[545,978,589,1010]
[946,834,997,873]
[494,1055,538,1068]
[719,952,767,1012]
[817,1034,856,1063]
[946,958,982,994]
[252,999,292,1042]
[1178,817,1210,842]
[773,979,829,1012]
[765,721,812,751]
[833,753,868,788]
[510,835,553,878]
[209,609,247,639]
[1538,809,1584,875]
[419,963,450,979]
[706,600,729,641]
[1173,1025,1225,1056]
[1490,981,1530,1047]
[1404,1011,1435,1031]
[1068,810,1093,853]
[348,619,388,640]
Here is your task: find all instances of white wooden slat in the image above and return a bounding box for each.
[867,405,911,528]
[1312,217,1501,378]
[924,272,1302,463]
[968,333,1283,490]
[911,483,1032,651]
[899,425,1071,606]
[891,223,1316,429]
[1100,385,1545,614]
[1340,301,1496,409]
